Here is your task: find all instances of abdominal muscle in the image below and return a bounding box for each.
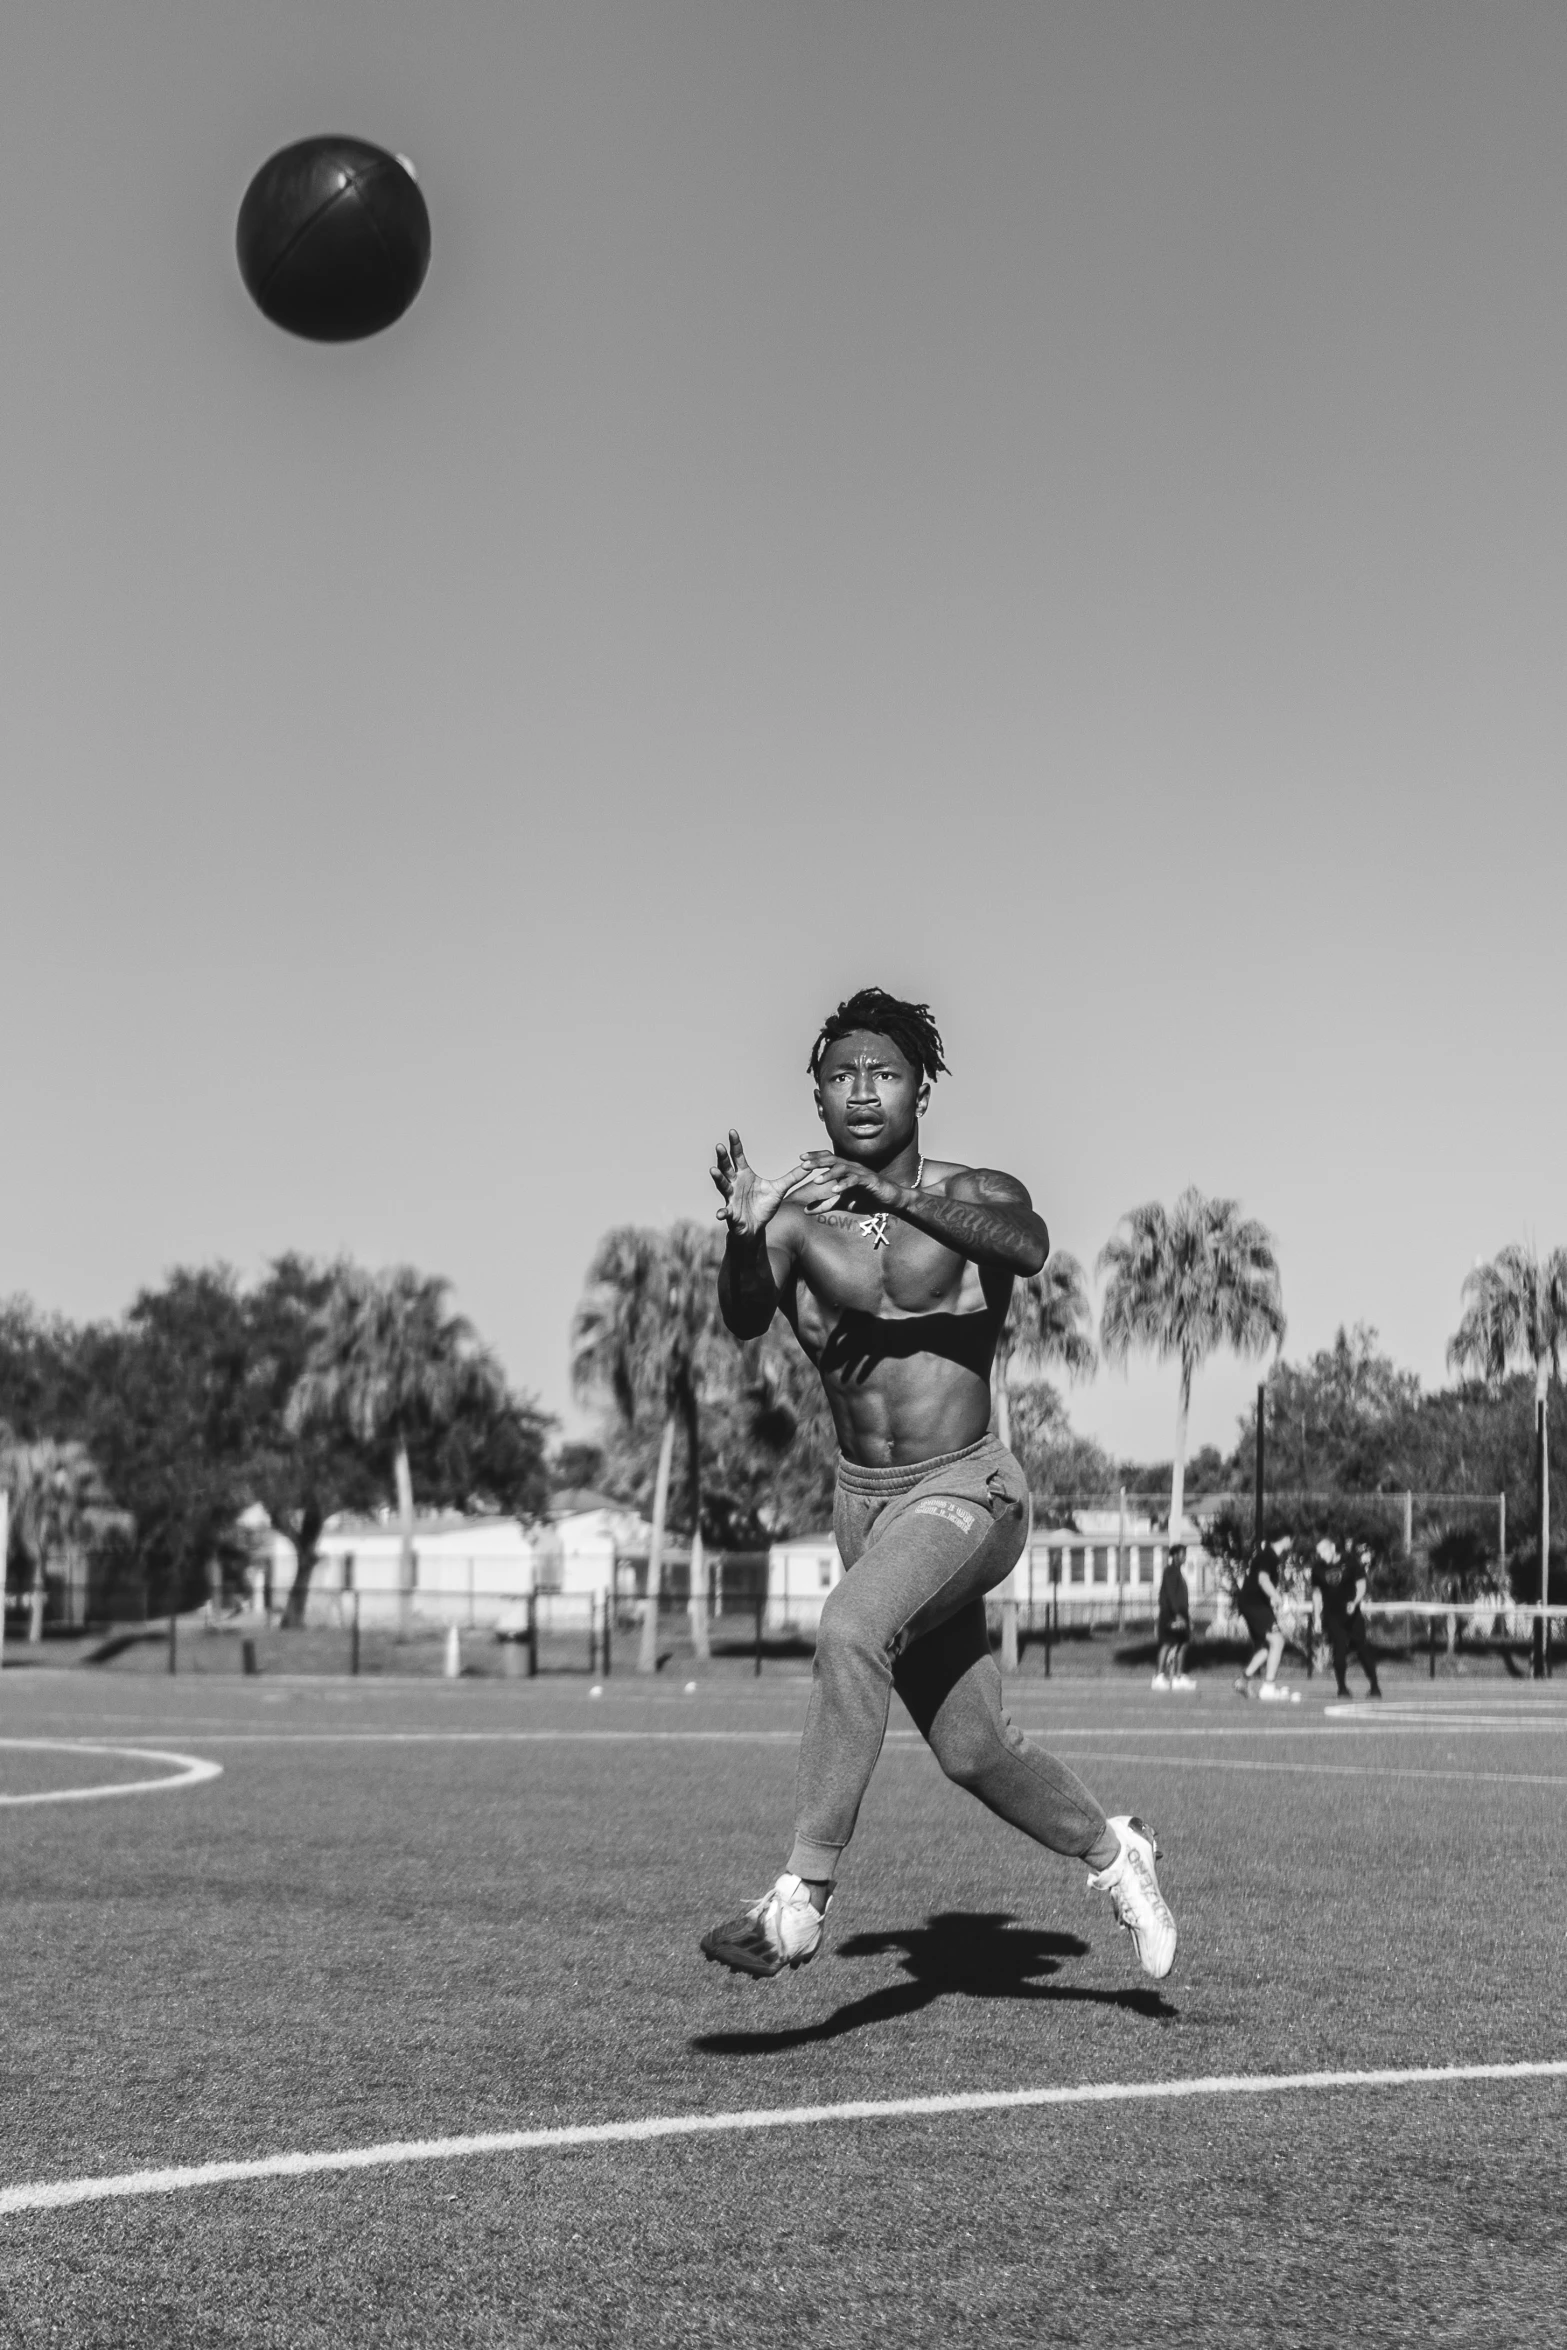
[818,1350,996,1468]
[822,1353,991,1457]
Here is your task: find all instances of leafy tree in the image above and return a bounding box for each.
[698,1324,838,1547]
[991,1255,1096,1453]
[1448,1244,1567,1636]
[70,1269,268,1614]
[550,1442,606,1496]
[1,1435,115,1636]
[1232,1325,1422,1493]
[1098,1188,1285,1540]
[1448,1246,1567,1407]
[287,1265,518,1629]
[570,1223,728,1669]
[1005,1384,1117,1520]
[0,1263,546,1625]
[0,1299,84,1438]
[1427,1524,1499,1604]
[240,1258,387,1624]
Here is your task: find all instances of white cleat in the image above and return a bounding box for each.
[700,1872,829,1978]
[1088,1815,1177,1981]
[1150,1673,1171,1692]
[1170,1674,1198,1692]
[1257,1681,1292,1703]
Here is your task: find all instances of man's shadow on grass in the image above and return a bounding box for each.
[691,1911,1176,2056]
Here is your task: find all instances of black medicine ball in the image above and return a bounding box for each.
[237,136,431,341]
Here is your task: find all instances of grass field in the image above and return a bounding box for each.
[1,1650,1564,2348]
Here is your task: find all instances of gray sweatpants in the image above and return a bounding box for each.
[786,1435,1108,1882]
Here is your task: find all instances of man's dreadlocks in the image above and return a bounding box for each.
[807,987,949,1085]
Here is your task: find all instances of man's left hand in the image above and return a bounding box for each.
[796,1152,904,1214]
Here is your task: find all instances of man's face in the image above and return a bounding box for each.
[813,1030,928,1162]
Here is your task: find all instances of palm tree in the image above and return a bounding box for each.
[1,1437,113,1641]
[1447,1245,1567,1402]
[571,1221,726,1672]
[1448,1243,1567,1650]
[1098,1188,1285,1541]
[991,1254,1097,1454]
[287,1265,505,1629]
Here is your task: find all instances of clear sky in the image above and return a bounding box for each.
[4,2,1564,1469]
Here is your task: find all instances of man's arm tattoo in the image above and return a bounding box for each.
[895,1171,1048,1276]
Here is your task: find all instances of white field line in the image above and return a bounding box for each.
[1322,1717,1567,1734]
[57,1730,1567,1790]
[3,2059,1563,2218]
[1058,1749,1567,1789]
[72,1730,810,1745]
[47,1718,1567,1749]
[0,1742,222,1806]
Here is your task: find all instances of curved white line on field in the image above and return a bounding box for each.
[0,1741,222,1806]
[1,2058,1562,2216]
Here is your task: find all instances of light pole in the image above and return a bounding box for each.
[1536,1389,1550,1681]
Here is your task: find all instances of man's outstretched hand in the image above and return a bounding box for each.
[711,1131,816,1237]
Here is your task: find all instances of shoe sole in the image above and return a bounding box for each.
[699,1933,819,1979]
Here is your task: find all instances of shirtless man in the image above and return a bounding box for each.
[699,987,1176,1982]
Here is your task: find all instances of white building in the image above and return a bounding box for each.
[262,1490,654,1629]
[762,1534,844,1631]
[758,1510,1220,1637]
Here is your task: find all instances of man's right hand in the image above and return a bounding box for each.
[711,1131,810,1238]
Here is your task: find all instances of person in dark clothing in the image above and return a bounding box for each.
[1311,1538,1381,1699]
[1235,1539,1294,1700]
[1154,1545,1195,1691]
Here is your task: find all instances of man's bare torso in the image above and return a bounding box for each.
[771,1159,1011,1467]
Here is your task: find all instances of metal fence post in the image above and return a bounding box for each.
[168,1602,177,1675]
[527,1590,539,1679]
[754,1592,763,1678]
[603,1589,612,1679]
[350,1589,360,1678]
[1117,1488,1127,1629]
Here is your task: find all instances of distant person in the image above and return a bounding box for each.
[1235,1538,1292,1701]
[1311,1538,1381,1700]
[699,988,1175,1982]
[1153,1544,1195,1692]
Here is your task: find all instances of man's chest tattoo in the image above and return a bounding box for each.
[809,1209,896,1248]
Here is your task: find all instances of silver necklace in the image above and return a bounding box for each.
[861,1157,922,1251]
